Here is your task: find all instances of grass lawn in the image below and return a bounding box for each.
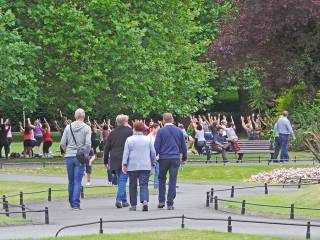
[36,229,296,240]
[1,181,117,204]
[9,142,62,157]
[0,215,30,225]
[178,165,313,183]
[221,185,320,218]
[0,165,314,183]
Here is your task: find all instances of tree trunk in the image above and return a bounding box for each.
[238,89,250,115]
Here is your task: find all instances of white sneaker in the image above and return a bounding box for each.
[86,182,91,186]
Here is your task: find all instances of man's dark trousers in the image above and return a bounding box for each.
[158,159,180,206]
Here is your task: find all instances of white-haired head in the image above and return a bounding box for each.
[282,110,289,117]
[74,108,85,121]
[116,114,129,126]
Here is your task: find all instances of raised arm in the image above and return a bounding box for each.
[251,114,256,129]
[54,120,61,132]
[189,115,197,128]
[28,118,35,128]
[44,118,50,131]
[231,115,236,129]
[241,116,249,131]
[208,113,213,125]
[19,121,23,131]
[217,113,221,126]
[255,114,262,128]
[94,120,103,130]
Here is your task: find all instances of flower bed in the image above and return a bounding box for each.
[250,167,320,183]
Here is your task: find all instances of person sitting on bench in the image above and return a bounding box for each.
[212,127,231,162]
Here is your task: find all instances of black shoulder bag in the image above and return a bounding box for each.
[70,124,89,164]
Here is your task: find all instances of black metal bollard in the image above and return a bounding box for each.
[230,186,235,198]
[43,162,46,168]
[210,188,214,203]
[99,218,103,234]
[2,195,6,209]
[21,204,26,219]
[264,183,268,195]
[298,178,302,189]
[48,188,52,202]
[81,186,84,199]
[227,216,232,233]
[214,196,218,210]
[306,222,311,239]
[290,204,295,219]
[45,207,49,224]
[258,155,261,163]
[206,192,210,207]
[241,200,246,215]
[4,201,9,217]
[181,214,185,229]
[206,150,211,162]
[19,192,24,206]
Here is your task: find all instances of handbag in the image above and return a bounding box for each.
[69,124,90,164]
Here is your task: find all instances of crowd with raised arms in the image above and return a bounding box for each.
[0,108,295,211]
[0,111,290,162]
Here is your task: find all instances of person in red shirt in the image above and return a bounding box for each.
[19,122,33,158]
[42,119,53,158]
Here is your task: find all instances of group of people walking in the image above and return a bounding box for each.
[61,109,187,211]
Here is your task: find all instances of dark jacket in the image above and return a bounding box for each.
[104,126,133,171]
[154,124,187,161]
[0,124,8,144]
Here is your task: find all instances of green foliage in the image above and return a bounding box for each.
[275,82,307,115]
[216,67,275,112]
[2,0,216,118]
[0,6,39,112]
[194,0,233,51]
[291,99,320,159]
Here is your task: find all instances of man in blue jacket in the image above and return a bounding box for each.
[154,113,187,210]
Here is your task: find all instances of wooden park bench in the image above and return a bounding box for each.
[205,139,274,162]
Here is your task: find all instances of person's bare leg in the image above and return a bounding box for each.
[86,173,91,183]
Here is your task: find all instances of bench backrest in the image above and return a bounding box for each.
[238,140,272,151]
[205,139,273,152]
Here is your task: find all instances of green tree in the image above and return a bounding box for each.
[0,6,39,114]
[7,0,215,118]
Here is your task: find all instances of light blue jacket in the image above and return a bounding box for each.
[276,116,293,135]
[122,132,156,171]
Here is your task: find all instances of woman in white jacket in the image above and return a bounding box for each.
[122,121,156,211]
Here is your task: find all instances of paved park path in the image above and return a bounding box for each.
[0,173,320,239]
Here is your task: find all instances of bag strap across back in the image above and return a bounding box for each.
[69,124,77,146]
